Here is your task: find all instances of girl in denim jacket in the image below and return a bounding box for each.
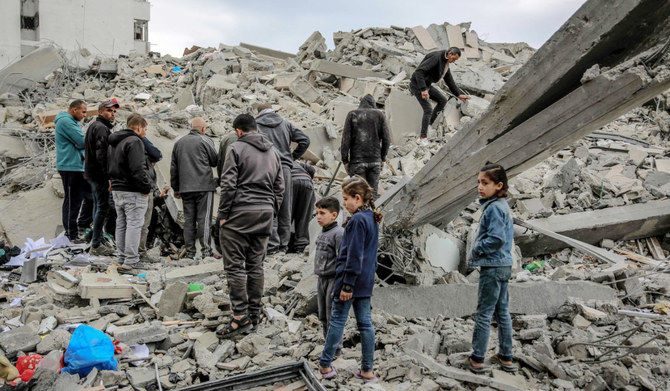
[467,163,517,374]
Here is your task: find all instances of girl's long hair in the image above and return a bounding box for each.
[341,175,383,224]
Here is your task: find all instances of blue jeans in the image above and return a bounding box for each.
[471,266,514,363]
[89,180,110,248]
[320,297,375,372]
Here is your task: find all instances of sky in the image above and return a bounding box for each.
[149,0,588,57]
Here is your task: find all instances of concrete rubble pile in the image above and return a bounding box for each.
[0,7,670,391]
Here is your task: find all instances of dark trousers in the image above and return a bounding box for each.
[414,85,448,138]
[348,162,381,199]
[317,276,342,354]
[89,180,110,248]
[105,191,116,238]
[59,171,86,240]
[268,167,292,253]
[78,184,93,231]
[220,209,274,316]
[291,178,315,252]
[181,191,214,257]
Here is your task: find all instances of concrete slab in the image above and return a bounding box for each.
[412,26,438,51]
[0,326,42,357]
[158,281,189,318]
[372,281,616,319]
[239,42,295,59]
[80,273,142,300]
[445,24,465,49]
[311,60,384,79]
[0,184,62,246]
[465,31,480,51]
[163,261,223,283]
[515,199,670,256]
[175,87,195,110]
[275,73,298,91]
[385,88,423,143]
[114,323,168,345]
[0,46,64,95]
[302,124,341,160]
[0,135,28,160]
[418,224,463,273]
[332,101,358,128]
[461,96,489,117]
[289,77,321,105]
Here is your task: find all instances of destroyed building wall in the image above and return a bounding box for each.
[0,0,150,70]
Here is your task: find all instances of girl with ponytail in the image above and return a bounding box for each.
[318,175,381,383]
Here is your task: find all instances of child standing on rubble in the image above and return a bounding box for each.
[319,176,381,384]
[467,162,517,374]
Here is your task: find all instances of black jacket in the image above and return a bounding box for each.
[256,110,310,167]
[107,129,152,194]
[218,132,284,220]
[410,50,463,96]
[170,129,218,193]
[340,94,391,165]
[84,116,114,182]
[291,161,315,181]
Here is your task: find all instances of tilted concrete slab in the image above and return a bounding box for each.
[310,60,385,79]
[0,184,62,246]
[239,42,295,60]
[411,26,438,51]
[385,88,423,144]
[372,281,617,319]
[445,24,465,49]
[515,199,670,256]
[0,46,63,95]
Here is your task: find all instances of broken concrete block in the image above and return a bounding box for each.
[0,46,64,95]
[386,88,423,143]
[628,146,648,166]
[163,262,223,283]
[311,60,384,79]
[158,281,189,318]
[127,367,157,388]
[289,77,321,105]
[239,42,295,60]
[460,96,489,117]
[0,135,28,160]
[411,26,438,50]
[156,122,179,140]
[655,158,670,174]
[202,74,238,106]
[274,73,298,91]
[79,273,139,300]
[444,24,465,49]
[145,64,166,77]
[175,87,195,111]
[113,322,168,345]
[54,270,79,289]
[517,198,552,217]
[0,185,62,246]
[417,224,464,275]
[0,326,41,357]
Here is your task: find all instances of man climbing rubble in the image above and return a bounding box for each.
[55,99,89,243]
[340,94,391,198]
[84,98,119,256]
[170,117,218,259]
[410,47,470,144]
[217,114,284,338]
[107,113,152,270]
[255,103,310,255]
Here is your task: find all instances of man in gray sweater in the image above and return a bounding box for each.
[170,117,218,258]
[256,103,310,254]
[217,114,284,338]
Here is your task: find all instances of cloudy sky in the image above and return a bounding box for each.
[149,0,587,57]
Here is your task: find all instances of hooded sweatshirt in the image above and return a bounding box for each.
[255,110,310,167]
[409,50,463,96]
[170,129,218,193]
[55,111,85,172]
[340,94,391,165]
[107,129,152,194]
[84,116,114,182]
[217,132,285,221]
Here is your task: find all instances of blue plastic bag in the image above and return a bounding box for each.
[62,325,117,376]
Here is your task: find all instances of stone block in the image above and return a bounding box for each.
[175,88,195,110]
[158,282,189,318]
[113,322,168,345]
[386,88,423,143]
[164,262,223,283]
[444,24,465,49]
[311,60,384,79]
[54,270,78,289]
[0,326,41,356]
[460,96,489,118]
[127,367,156,388]
[289,77,321,105]
[79,273,140,300]
[412,26,437,50]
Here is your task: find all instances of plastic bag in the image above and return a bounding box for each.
[61,325,117,376]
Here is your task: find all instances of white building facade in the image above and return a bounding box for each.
[0,0,150,68]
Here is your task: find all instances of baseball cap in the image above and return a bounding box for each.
[98,98,120,110]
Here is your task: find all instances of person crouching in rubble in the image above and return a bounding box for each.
[467,162,517,374]
[319,176,381,383]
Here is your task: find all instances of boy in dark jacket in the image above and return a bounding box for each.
[410,48,470,142]
[107,113,152,269]
[340,94,390,198]
[84,98,119,255]
[314,196,344,356]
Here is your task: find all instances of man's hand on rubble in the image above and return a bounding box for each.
[219,219,226,226]
[458,95,471,102]
[421,90,430,100]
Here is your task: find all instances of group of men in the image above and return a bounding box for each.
[53,46,468,324]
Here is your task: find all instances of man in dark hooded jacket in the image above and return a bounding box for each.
[290,161,316,253]
[217,114,284,337]
[255,103,310,254]
[340,94,391,198]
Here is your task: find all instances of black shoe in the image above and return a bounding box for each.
[70,237,88,245]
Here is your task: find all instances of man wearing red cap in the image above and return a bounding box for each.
[84,98,120,255]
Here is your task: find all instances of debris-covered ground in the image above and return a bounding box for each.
[0,19,669,391]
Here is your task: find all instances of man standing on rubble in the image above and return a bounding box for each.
[55,99,88,243]
[107,113,152,269]
[171,117,218,259]
[340,94,391,199]
[217,114,284,337]
[410,47,470,144]
[255,103,310,255]
[84,98,119,255]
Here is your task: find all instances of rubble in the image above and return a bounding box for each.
[0,0,669,389]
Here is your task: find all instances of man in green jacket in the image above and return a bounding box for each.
[55,99,88,242]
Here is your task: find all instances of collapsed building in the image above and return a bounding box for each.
[0,0,669,389]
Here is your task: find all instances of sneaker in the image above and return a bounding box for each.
[90,243,115,256]
[119,261,149,271]
[418,137,430,146]
[70,237,88,245]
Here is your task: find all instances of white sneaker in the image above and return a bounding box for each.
[418,137,430,146]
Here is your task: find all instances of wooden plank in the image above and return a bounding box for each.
[646,237,665,260]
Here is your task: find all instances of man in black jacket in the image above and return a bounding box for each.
[217,114,284,337]
[340,94,391,198]
[256,103,310,254]
[107,113,152,269]
[171,117,218,259]
[290,161,316,253]
[410,47,470,143]
[84,99,119,255]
